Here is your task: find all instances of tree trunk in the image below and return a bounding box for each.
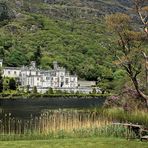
[142,52,148,94]
[145,56,148,94]
[131,76,148,107]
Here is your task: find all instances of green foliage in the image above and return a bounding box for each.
[32,86,37,94]
[97,79,113,93]
[26,85,30,93]
[9,78,16,90]
[0,0,139,94]
[40,56,51,69]
[3,77,9,91]
[113,69,126,80]
[0,1,14,26]
[54,89,64,94]
[112,70,127,92]
[102,108,148,127]
[92,88,96,94]
[0,12,115,81]
[47,87,54,94]
[5,50,28,67]
[32,46,42,67]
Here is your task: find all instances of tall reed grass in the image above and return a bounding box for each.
[101,108,148,127]
[0,108,147,141]
[0,125,136,141]
[0,110,111,135]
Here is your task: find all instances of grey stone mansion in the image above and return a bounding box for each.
[0,59,78,91]
[0,59,100,93]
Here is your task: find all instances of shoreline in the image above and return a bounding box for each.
[0,95,107,110]
[0,93,110,100]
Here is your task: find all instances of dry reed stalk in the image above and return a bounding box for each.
[0,110,114,135]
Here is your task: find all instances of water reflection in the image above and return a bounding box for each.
[0,98,107,135]
[0,97,106,118]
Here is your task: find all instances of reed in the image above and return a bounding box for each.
[0,108,146,141]
[0,125,136,141]
[102,108,148,127]
[0,110,109,135]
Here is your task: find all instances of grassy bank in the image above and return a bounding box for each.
[0,124,137,141]
[101,108,148,127]
[0,92,110,99]
[0,137,147,148]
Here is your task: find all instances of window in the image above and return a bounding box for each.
[14,71,16,75]
[61,76,64,80]
[8,71,10,74]
[40,77,43,82]
[65,78,69,85]
[46,77,50,80]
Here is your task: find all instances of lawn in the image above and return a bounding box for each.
[0,137,147,148]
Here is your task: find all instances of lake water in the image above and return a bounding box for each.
[0,97,106,118]
[0,97,107,134]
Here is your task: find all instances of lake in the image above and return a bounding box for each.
[0,97,106,118]
[0,97,107,135]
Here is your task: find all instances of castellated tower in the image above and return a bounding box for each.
[53,61,58,70]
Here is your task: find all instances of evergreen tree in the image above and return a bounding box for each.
[33,46,41,67]
[3,78,9,91]
[32,86,37,94]
[48,87,54,94]
[26,85,30,93]
[92,88,96,94]
[9,78,16,90]
[0,2,9,21]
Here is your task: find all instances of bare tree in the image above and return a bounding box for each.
[105,0,148,106]
[134,0,148,93]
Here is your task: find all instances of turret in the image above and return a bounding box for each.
[53,61,58,70]
[31,61,36,69]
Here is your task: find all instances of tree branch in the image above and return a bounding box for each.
[116,56,132,75]
[138,11,147,25]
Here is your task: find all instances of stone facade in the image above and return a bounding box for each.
[0,60,78,90]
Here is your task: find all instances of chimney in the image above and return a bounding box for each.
[53,61,58,70]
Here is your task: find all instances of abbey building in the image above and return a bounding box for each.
[0,59,78,91]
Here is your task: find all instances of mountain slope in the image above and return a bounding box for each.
[0,0,133,83]
[8,0,132,20]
